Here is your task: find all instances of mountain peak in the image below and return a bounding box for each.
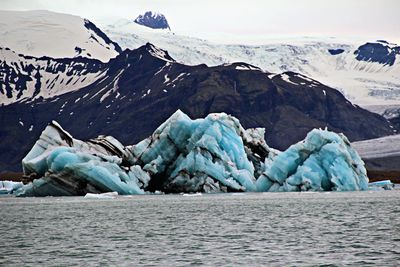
[141,42,175,62]
[134,11,170,30]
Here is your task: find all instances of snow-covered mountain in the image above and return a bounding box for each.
[0,47,106,105]
[100,18,400,107]
[2,10,399,109]
[0,10,121,62]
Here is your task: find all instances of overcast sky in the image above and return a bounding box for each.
[1,0,399,43]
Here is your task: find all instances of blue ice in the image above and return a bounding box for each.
[16,111,369,196]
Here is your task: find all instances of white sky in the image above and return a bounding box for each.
[1,0,399,43]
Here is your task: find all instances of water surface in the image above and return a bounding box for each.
[1,191,399,266]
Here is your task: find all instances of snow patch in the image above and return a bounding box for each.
[281,74,298,85]
[163,74,170,84]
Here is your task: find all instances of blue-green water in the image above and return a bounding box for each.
[1,191,399,266]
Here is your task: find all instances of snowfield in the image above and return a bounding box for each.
[0,10,120,62]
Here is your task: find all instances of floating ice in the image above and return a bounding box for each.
[256,129,369,192]
[128,110,270,193]
[368,180,394,190]
[84,192,119,199]
[0,181,24,194]
[16,121,146,197]
[16,110,369,197]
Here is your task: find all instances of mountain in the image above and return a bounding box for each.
[0,10,121,62]
[134,11,170,30]
[100,19,400,108]
[0,47,105,105]
[355,41,400,66]
[0,43,395,172]
[2,10,398,109]
[364,104,400,131]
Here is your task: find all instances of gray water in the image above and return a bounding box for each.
[1,191,399,266]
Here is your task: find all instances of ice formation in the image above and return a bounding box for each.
[16,110,369,196]
[256,130,369,192]
[0,181,24,194]
[368,180,394,190]
[17,121,148,197]
[84,192,119,199]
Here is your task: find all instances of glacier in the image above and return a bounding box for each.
[15,110,369,196]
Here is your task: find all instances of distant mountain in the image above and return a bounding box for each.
[0,43,395,171]
[0,10,121,62]
[100,19,400,107]
[134,11,170,30]
[355,40,400,66]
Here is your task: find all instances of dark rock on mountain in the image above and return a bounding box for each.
[354,41,400,66]
[134,11,170,30]
[389,116,400,130]
[376,40,389,44]
[83,19,122,53]
[328,49,344,55]
[0,43,395,171]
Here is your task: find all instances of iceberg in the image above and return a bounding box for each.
[84,192,119,199]
[256,129,369,192]
[0,180,24,194]
[15,110,370,197]
[368,180,394,190]
[128,111,272,193]
[16,122,147,197]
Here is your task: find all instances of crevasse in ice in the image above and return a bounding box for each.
[15,110,369,196]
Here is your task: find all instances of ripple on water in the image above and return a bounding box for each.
[0,190,400,266]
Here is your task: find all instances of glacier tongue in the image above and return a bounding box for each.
[16,111,369,197]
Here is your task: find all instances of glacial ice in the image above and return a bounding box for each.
[256,129,369,192]
[368,180,394,190]
[84,192,119,199]
[15,110,369,196]
[0,181,24,194]
[17,122,146,197]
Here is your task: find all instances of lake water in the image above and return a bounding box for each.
[1,190,399,266]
